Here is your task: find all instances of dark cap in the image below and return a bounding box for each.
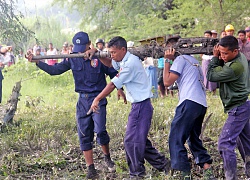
[72,31,90,53]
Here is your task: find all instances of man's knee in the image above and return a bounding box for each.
[96,130,110,145]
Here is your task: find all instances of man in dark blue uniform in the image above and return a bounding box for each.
[26,31,124,179]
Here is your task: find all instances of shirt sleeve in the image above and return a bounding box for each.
[169,56,186,76]
[111,65,133,89]
[37,59,71,75]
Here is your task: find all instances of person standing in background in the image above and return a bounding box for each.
[225,24,235,36]
[144,57,158,98]
[157,56,167,98]
[95,38,105,51]
[201,30,217,95]
[0,45,12,103]
[46,43,58,65]
[220,31,227,38]
[61,42,70,54]
[211,30,218,38]
[245,26,250,41]
[238,30,250,72]
[68,44,73,54]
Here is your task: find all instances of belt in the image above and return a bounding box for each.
[132,98,150,104]
[79,92,100,98]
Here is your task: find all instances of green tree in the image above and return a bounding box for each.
[166,0,250,37]
[52,0,250,42]
[21,16,72,50]
[52,0,174,41]
[0,0,34,50]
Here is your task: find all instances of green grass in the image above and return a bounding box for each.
[0,62,244,179]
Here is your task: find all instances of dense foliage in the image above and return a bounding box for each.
[21,17,72,50]
[52,0,250,42]
[0,0,34,50]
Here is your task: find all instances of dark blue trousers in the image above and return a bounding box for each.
[76,93,110,151]
[0,79,2,103]
[218,100,250,180]
[124,98,168,177]
[169,100,212,172]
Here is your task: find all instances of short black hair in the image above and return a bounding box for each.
[108,36,127,50]
[219,35,239,51]
[238,30,246,35]
[204,30,212,36]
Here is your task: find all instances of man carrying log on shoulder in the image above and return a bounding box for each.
[207,35,250,180]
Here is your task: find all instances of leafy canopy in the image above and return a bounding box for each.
[0,0,34,49]
[52,0,250,42]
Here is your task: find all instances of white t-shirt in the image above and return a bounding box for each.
[47,48,57,55]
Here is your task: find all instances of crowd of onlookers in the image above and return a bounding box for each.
[28,42,73,65]
[0,41,74,67]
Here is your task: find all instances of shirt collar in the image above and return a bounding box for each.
[121,51,130,63]
[229,52,241,63]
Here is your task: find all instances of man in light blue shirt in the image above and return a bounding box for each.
[163,46,216,179]
[111,51,152,103]
[90,36,170,179]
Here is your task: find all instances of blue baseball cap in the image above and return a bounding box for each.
[72,31,90,53]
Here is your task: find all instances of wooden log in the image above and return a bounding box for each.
[31,51,110,61]
[0,81,22,125]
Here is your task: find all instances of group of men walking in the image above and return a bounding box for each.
[25,28,250,180]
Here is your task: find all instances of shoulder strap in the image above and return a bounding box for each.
[181,55,206,91]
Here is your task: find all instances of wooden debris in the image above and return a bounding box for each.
[0,81,21,126]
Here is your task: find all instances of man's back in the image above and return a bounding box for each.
[170,55,207,107]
